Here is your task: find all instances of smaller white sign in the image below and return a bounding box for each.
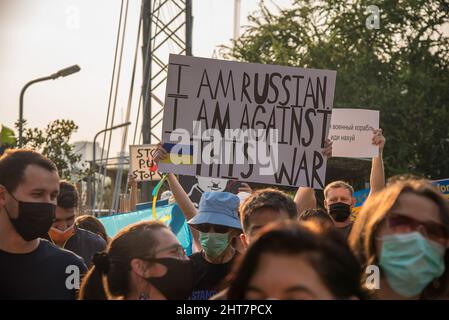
[329,109,379,158]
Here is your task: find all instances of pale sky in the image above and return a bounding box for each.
[0,0,292,157]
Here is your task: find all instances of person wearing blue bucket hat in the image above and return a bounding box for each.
[187,191,242,300]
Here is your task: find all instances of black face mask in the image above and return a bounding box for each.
[328,202,352,223]
[145,257,194,300]
[4,191,56,241]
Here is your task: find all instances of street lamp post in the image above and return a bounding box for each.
[91,121,131,212]
[19,65,81,147]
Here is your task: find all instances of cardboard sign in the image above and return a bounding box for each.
[158,54,337,189]
[329,108,379,158]
[129,144,162,182]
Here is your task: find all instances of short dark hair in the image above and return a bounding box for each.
[0,149,57,192]
[58,180,79,209]
[299,208,333,223]
[240,188,297,233]
[227,220,369,300]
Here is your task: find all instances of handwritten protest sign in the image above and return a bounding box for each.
[328,109,379,158]
[159,54,336,189]
[129,144,161,182]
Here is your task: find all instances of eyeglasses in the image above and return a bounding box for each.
[386,212,449,245]
[194,224,231,234]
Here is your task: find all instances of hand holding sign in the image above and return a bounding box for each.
[153,143,168,164]
[321,138,333,158]
[372,128,385,153]
[127,173,137,187]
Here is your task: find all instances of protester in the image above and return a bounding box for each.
[43,181,107,266]
[75,214,110,243]
[239,188,298,248]
[0,149,86,299]
[227,220,368,300]
[295,129,386,239]
[186,192,242,300]
[349,178,449,299]
[153,143,252,251]
[210,188,298,300]
[79,221,194,300]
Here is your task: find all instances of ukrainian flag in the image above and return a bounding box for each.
[160,143,194,165]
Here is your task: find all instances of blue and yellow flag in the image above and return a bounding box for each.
[160,143,193,165]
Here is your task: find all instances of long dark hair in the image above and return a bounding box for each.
[227,220,369,299]
[78,221,168,300]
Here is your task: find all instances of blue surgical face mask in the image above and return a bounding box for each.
[379,232,446,298]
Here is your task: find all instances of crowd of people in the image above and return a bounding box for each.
[1,128,449,300]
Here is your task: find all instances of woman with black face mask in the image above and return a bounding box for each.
[79,221,195,300]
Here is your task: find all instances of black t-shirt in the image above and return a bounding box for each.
[189,251,237,300]
[0,239,87,300]
[339,222,354,240]
[43,227,107,267]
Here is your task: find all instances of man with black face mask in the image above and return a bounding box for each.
[0,149,87,299]
[295,129,386,240]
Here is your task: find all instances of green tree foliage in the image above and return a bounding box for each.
[222,0,449,178]
[15,119,86,180]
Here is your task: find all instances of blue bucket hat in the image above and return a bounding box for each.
[188,192,242,230]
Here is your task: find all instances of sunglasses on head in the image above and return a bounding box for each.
[386,212,449,245]
[194,224,231,234]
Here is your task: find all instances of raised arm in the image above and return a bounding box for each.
[368,128,386,198]
[153,144,200,251]
[166,173,198,220]
[294,187,317,214]
[128,173,138,212]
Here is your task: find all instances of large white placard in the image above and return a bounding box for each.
[158,54,337,189]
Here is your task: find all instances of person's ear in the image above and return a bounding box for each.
[323,199,329,210]
[240,233,249,250]
[351,197,356,208]
[130,258,148,278]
